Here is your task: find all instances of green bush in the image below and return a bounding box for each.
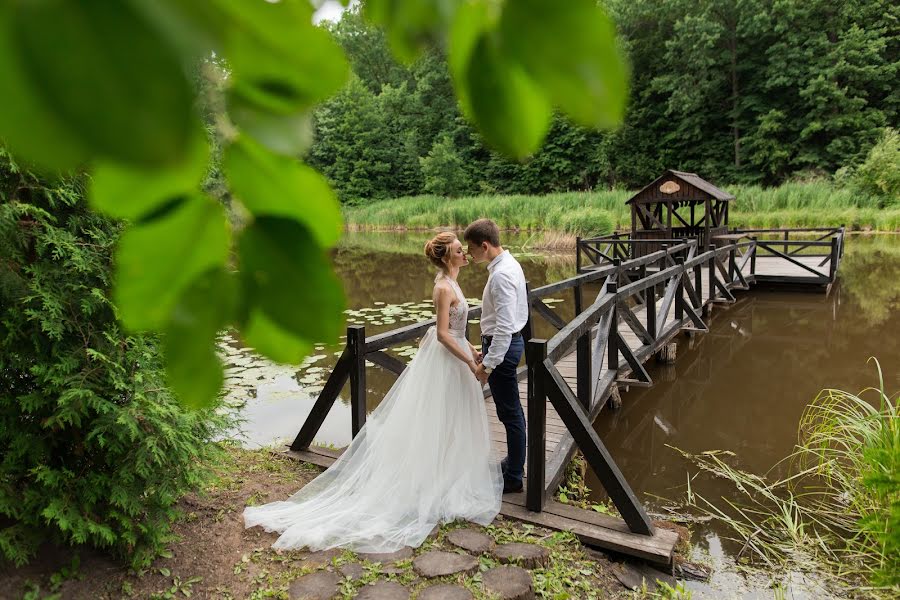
[0,149,230,568]
[852,128,900,206]
[419,136,471,197]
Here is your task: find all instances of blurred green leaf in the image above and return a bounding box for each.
[462,32,552,158]
[11,0,196,167]
[447,0,494,117]
[499,0,628,128]
[164,268,236,408]
[242,309,313,365]
[115,195,230,331]
[224,137,342,248]
[89,131,209,221]
[223,0,348,115]
[0,5,89,170]
[227,95,314,156]
[364,0,456,63]
[238,217,345,344]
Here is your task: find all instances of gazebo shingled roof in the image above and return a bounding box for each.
[626,170,734,205]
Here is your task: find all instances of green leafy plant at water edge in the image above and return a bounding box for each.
[0,150,233,568]
[676,360,899,596]
[0,0,627,409]
[841,128,900,207]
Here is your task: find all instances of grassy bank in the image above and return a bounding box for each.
[679,363,899,598]
[344,182,900,235]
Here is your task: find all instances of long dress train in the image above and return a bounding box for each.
[243,276,503,552]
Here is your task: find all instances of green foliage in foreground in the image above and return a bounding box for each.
[0,0,628,409]
[343,182,900,234]
[680,361,899,596]
[0,150,231,568]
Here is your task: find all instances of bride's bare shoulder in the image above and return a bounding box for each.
[432,281,451,298]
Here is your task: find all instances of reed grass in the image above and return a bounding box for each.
[676,360,899,598]
[343,183,900,234]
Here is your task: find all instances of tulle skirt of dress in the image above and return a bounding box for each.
[243,327,503,552]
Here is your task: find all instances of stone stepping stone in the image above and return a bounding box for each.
[288,570,340,600]
[418,584,473,600]
[482,566,534,600]
[447,528,495,554]
[355,581,410,599]
[339,562,365,581]
[413,551,478,578]
[492,543,550,569]
[301,548,342,568]
[359,546,414,564]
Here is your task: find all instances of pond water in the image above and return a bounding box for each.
[220,232,899,597]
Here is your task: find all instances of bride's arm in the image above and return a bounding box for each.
[434,285,478,373]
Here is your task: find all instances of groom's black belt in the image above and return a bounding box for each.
[481,331,523,344]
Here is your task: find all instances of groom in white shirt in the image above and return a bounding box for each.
[464,219,529,494]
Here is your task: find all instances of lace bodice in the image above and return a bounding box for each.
[441,277,468,335]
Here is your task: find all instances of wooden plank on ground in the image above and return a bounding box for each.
[500,494,677,566]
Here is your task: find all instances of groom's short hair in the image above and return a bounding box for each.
[463,219,500,247]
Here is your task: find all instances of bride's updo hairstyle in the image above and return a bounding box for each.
[424,232,457,272]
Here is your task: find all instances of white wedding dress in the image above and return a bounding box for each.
[243,276,503,552]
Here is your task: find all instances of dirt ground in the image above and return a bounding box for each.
[0,448,679,599]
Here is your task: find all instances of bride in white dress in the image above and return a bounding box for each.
[243,232,503,552]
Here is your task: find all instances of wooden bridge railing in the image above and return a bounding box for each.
[524,240,751,535]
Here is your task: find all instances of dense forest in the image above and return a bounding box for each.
[307,0,899,203]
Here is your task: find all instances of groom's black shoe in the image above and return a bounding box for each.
[502,479,523,494]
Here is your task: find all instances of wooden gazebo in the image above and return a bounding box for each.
[628,170,734,251]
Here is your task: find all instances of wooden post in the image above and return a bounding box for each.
[693,261,702,310]
[575,236,582,274]
[728,240,737,284]
[574,282,591,411]
[708,244,716,303]
[347,325,367,438]
[607,281,618,371]
[829,236,838,280]
[639,263,648,306]
[658,244,668,297]
[750,236,757,276]
[783,230,789,255]
[521,282,534,342]
[840,224,846,258]
[526,339,548,512]
[675,256,684,320]
[646,282,657,340]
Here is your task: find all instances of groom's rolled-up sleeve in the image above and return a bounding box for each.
[482,273,518,370]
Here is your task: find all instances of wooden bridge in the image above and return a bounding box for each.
[285,226,844,568]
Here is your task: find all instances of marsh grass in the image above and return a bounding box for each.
[675,360,899,598]
[344,183,900,234]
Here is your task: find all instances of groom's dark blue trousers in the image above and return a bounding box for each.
[482,333,526,486]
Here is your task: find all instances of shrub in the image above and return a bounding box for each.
[851,128,900,207]
[0,148,231,568]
